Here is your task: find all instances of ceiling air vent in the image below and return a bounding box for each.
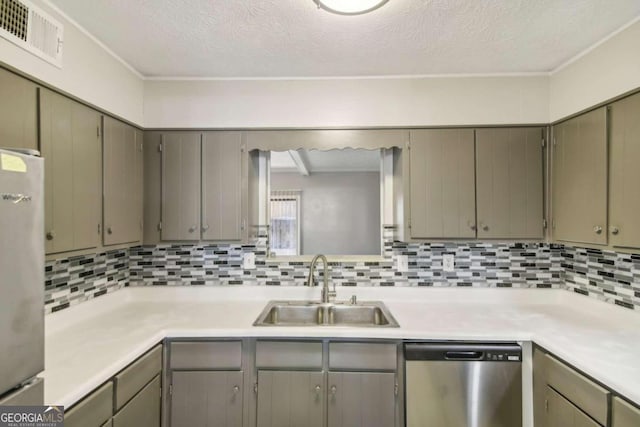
[0,0,63,68]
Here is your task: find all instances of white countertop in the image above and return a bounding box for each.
[43,286,640,409]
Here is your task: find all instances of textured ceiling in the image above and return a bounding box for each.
[50,0,640,78]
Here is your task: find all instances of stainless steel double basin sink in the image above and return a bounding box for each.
[253,300,399,327]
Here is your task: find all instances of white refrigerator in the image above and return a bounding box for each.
[0,148,44,405]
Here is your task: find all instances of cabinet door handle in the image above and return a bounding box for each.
[314,385,321,395]
[188,225,197,233]
[467,220,476,231]
[330,385,337,396]
[480,222,489,232]
[233,385,240,394]
[593,226,603,234]
[46,231,55,241]
[202,225,209,232]
[611,226,620,235]
[107,227,113,235]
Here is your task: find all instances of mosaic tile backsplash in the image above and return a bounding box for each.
[129,242,564,288]
[44,242,640,314]
[562,246,640,310]
[45,249,129,314]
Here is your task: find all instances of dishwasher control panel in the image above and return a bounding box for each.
[404,342,522,362]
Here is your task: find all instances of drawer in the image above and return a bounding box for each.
[170,341,242,369]
[113,376,161,427]
[613,397,640,427]
[115,345,162,410]
[256,341,322,369]
[546,386,600,427]
[544,354,609,425]
[329,342,397,370]
[65,382,113,427]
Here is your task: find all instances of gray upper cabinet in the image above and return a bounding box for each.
[143,132,162,245]
[202,132,244,241]
[476,127,544,239]
[552,107,608,245]
[40,88,101,254]
[256,370,324,427]
[409,129,476,239]
[327,372,396,427]
[103,116,143,246]
[609,92,640,250]
[161,132,201,241]
[0,68,38,151]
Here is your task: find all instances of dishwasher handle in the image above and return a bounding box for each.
[445,351,484,360]
[404,342,521,362]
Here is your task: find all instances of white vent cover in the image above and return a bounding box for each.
[0,0,63,67]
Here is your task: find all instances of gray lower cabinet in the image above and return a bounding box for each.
[409,129,476,239]
[170,371,243,427]
[613,397,640,427]
[256,370,324,427]
[0,67,37,151]
[552,107,608,245]
[64,382,113,427]
[546,386,600,427]
[475,127,544,239]
[534,347,609,427]
[114,376,161,427]
[327,371,396,427]
[66,344,162,427]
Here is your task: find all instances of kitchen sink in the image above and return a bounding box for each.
[253,300,399,327]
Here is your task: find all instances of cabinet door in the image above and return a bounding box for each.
[170,371,242,427]
[113,376,160,427]
[143,132,162,245]
[409,129,476,238]
[552,108,607,245]
[161,132,201,241]
[327,372,396,427]
[134,129,144,242]
[613,397,640,427]
[546,386,600,427]
[103,117,142,245]
[202,132,243,241]
[40,89,101,254]
[609,93,640,249]
[0,68,37,151]
[256,370,323,427]
[65,382,113,427]
[476,127,544,239]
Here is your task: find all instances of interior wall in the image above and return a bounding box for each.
[271,171,381,255]
[144,76,550,128]
[0,0,144,125]
[550,19,640,122]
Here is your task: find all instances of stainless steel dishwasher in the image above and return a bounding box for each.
[405,342,522,427]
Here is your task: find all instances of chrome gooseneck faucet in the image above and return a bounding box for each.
[306,254,336,303]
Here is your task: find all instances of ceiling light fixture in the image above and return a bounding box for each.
[313,0,389,15]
